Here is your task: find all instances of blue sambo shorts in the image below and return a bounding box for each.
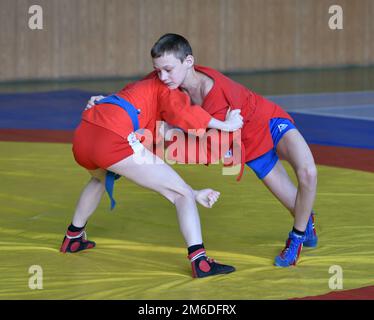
[246,118,296,179]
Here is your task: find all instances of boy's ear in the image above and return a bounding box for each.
[184,55,194,67]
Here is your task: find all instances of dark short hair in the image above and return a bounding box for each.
[151,33,193,62]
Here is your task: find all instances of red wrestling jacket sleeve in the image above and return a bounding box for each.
[157,86,212,132]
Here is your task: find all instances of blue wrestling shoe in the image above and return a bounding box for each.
[304,212,318,248]
[274,231,306,267]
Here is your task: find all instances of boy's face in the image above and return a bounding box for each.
[152,53,191,89]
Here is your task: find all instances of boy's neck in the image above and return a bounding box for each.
[180,67,201,93]
[180,67,213,105]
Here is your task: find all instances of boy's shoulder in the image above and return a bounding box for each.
[195,65,225,80]
[195,65,251,104]
[195,65,246,90]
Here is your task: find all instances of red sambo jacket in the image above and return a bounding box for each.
[145,65,294,180]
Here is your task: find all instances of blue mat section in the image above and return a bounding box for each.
[289,104,374,120]
[287,112,374,149]
[0,89,373,149]
[268,91,374,110]
[0,90,101,130]
[268,91,374,149]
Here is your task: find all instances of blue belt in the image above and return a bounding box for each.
[95,95,140,210]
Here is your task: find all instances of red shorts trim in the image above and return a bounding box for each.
[72,120,136,170]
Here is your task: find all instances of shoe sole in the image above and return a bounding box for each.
[274,260,296,267]
[196,267,236,278]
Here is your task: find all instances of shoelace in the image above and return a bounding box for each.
[281,238,302,259]
[207,257,217,264]
[305,219,312,237]
[305,214,316,238]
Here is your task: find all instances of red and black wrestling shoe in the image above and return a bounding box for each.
[60,229,96,253]
[188,248,236,278]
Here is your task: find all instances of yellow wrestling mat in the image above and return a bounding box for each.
[0,141,373,299]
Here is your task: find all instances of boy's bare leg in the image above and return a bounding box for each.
[71,169,106,228]
[262,130,316,231]
[60,169,106,253]
[262,160,297,216]
[268,129,317,267]
[275,129,317,232]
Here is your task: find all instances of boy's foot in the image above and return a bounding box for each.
[189,249,235,278]
[304,212,318,247]
[274,231,306,267]
[60,229,95,253]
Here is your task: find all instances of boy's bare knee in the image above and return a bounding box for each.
[177,184,194,198]
[297,164,317,189]
[162,190,178,203]
[165,184,194,204]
